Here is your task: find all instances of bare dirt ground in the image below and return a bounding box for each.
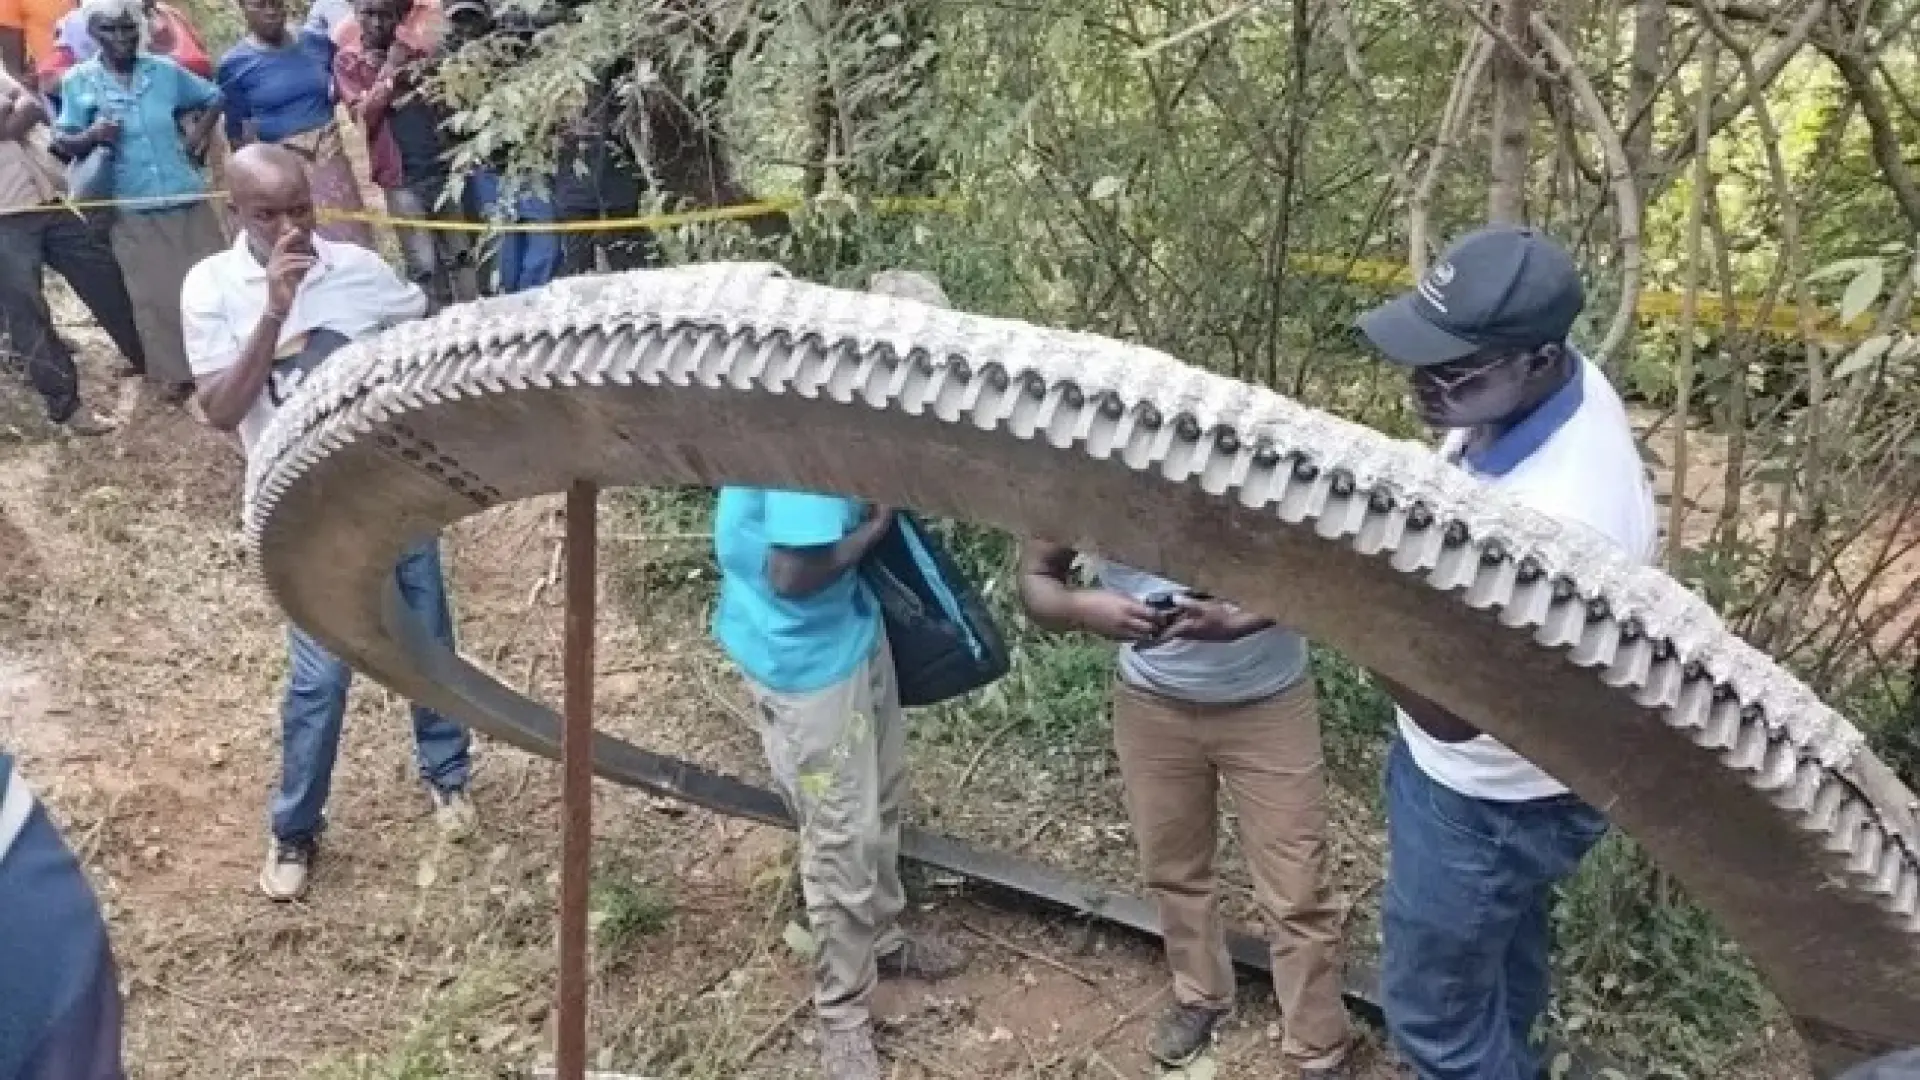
[0,304,1417,1078]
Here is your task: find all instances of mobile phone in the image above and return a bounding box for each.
[1138,591,1184,649]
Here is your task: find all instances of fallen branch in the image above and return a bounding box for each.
[736,995,810,1067]
[77,790,124,868]
[954,714,1023,791]
[957,920,1100,986]
[1041,984,1171,1069]
[526,535,565,607]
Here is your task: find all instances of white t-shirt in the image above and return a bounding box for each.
[181,234,427,455]
[1397,356,1658,802]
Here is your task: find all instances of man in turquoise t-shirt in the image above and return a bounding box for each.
[710,271,969,1080]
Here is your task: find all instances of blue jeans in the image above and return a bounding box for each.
[467,169,561,294]
[270,540,473,844]
[1381,737,1608,1080]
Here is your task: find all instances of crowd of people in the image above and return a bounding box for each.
[0,0,649,433]
[0,4,1912,1079]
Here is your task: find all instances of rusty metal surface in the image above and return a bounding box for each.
[242,263,1920,1076]
[557,481,599,1080]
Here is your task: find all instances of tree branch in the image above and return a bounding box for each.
[1410,31,1493,275]
[1647,0,1829,202]
[1531,14,1643,364]
[1441,0,1557,81]
[1822,43,1920,231]
[1487,0,1535,223]
[1624,0,1667,190]
[1877,58,1920,129]
[1666,26,1713,566]
[1693,0,1829,607]
[1320,0,1415,196]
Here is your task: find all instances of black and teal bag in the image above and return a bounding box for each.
[861,512,1010,708]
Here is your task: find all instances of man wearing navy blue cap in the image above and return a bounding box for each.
[1357,225,1657,1080]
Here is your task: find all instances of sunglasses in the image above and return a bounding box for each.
[1414,350,1525,394]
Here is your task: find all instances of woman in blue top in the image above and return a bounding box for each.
[53,0,225,405]
[216,0,373,247]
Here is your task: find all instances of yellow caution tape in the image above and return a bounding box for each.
[323,193,962,233]
[1291,252,1919,340]
[7,188,1909,342]
[8,189,961,231]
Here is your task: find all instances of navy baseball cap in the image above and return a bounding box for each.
[1359,225,1584,367]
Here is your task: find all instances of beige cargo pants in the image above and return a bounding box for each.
[1111,677,1353,1070]
[745,635,908,1031]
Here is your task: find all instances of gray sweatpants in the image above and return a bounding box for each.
[744,634,907,1030]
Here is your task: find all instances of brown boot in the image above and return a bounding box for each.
[818,1022,881,1080]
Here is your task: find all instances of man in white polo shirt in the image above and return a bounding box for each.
[1356,225,1656,1080]
[181,143,479,904]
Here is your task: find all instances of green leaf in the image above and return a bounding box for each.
[1832,335,1893,379]
[781,921,817,960]
[1839,261,1885,325]
[1088,175,1125,200]
[1804,256,1879,284]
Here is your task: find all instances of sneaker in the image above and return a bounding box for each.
[54,411,116,437]
[429,786,477,840]
[1147,1002,1230,1067]
[260,836,317,901]
[876,932,969,981]
[818,1023,882,1080]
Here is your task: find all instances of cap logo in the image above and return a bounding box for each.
[1417,260,1454,313]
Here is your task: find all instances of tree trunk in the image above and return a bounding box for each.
[1622,0,1665,193]
[1605,0,1665,380]
[1486,0,1534,223]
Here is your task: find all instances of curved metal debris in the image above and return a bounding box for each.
[242,262,1920,1077]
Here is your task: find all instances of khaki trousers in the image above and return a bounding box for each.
[746,635,908,1030]
[1112,678,1352,1068]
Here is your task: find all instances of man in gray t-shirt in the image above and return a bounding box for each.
[1019,543,1352,1077]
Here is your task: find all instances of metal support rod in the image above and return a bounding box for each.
[557,480,599,1080]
